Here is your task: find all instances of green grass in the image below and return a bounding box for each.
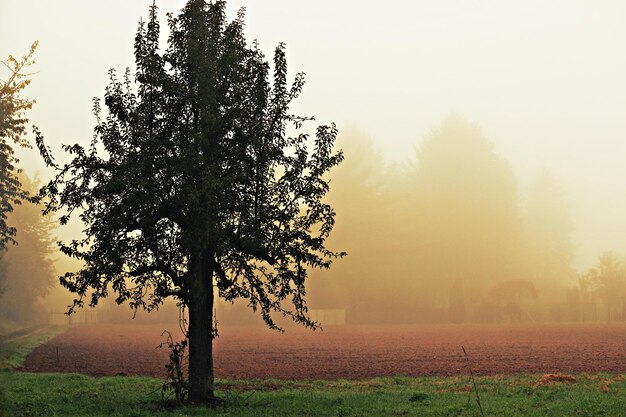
[0,325,66,370]
[1,327,626,416]
[2,372,626,416]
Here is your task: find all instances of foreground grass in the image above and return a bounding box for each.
[2,372,626,416]
[1,326,626,416]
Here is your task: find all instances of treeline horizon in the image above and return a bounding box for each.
[2,114,626,327]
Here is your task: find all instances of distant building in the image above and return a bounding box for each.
[309,309,346,325]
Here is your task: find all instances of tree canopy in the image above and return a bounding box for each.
[36,0,343,403]
[0,42,38,249]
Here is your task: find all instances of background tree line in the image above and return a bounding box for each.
[303,115,587,324]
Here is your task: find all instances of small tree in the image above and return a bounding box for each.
[582,253,626,321]
[36,0,343,403]
[0,42,38,249]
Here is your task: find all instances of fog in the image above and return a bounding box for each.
[1,0,625,325]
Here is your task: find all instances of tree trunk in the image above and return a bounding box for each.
[187,252,215,404]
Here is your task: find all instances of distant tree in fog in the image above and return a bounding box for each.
[524,169,575,291]
[0,174,56,323]
[581,253,626,321]
[0,257,6,296]
[409,115,522,322]
[0,42,38,249]
[35,0,343,403]
[309,129,390,321]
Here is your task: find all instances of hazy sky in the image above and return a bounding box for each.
[1,0,625,270]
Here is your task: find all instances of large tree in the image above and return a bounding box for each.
[410,115,522,321]
[524,169,575,288]
[0,42,38,249]
[36,0,343,403]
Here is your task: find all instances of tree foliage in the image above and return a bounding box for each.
[36,0,343,402]
[0,42,38,249]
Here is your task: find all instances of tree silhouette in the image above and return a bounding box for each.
[36,1,343,403]
[410,115,522,321]
[524,169,575,289]
[0,42,38,249]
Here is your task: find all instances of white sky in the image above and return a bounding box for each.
[1,0,625,270]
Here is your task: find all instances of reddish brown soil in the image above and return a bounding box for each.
[20,323,626,379]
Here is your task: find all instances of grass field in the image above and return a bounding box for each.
[1,326,626,416]
[0,325,67,371]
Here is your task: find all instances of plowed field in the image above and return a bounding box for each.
[20,323,626,379]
